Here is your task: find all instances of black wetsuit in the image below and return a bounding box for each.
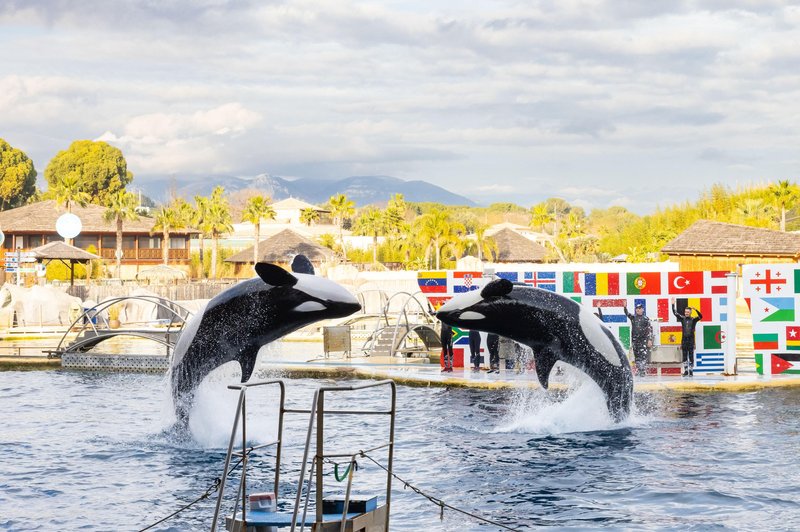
[672,305,702,374]
[440,322,454,370]
[468,329,482,369]
[487,333,500,372]
[624,307,654,376]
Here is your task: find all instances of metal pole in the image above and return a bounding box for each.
[315,391,324,525]
[725,273,738,375]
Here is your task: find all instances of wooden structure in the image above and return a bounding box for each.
[225,228,334,273]
[30,241,101,286]
[0,200,198,266]
[490,228,547,263]
[661,220,800,272]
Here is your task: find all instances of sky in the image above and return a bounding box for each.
[1,1,799,213]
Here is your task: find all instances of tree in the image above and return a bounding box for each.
[300,207,320,227]
[353,207,385,264]
[48,171,91,213]
[44,140,133,205]
[205,186,233,279]
[241,195,276,264]
[192,195,210,278]
[328,193,355,261]
[152,199,188,265]
[415,209,465,269]
[529,203,554,233]
[0,139,38,210]
[769,180,800,231]
[469,221,498,261]
[103,190,139,278]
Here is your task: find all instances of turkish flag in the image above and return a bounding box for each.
[668,272,705,295]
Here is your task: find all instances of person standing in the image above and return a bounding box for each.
[440,321,454,372]
[468,329,482,371]
[671,299,702,376]
[487,333,500,374]
[624,304,654,376]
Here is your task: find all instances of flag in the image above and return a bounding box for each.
[618,325,630,350]
[452,271,482,293]
[660,325,682,345]
[657,298,670,322]
[570,296,582,304]
[592,299,627,323]
[748,268,789,295]
[675,297,713,320]
[524,271,556,291]
[709,271,729,294]
[753,333,779,350]
[562,272,582,293]
[496,271,518,282]
[418,271,447,293]
[426,296,450,310]
[752,297,795,322]
[795,269,800,294]
[451,326,470,345]
[695,352,724,373]
[584,273,620,296]
[703,325,723,349]
[786,326,800,350]
[668,272,704,295]
[717,297,728,322]
[626,272,661,295]
[755,353,800,375]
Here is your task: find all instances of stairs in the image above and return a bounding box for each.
[368,326,409,357]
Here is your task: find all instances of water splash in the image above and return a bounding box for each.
[493,364,649,436]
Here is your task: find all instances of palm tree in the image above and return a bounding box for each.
[328,193,355,261]
[103,190,139,278]
[49,172,91,213]
[415,209,464,269]
[151,200,188,265]
[353,208,385,264]
[192,195,210,278]
[205,186,233,279]
[769,180,800,231]
[300,207,320,227]
[470,222,498,261]
[241,195,276,264]
[529,203,554,233]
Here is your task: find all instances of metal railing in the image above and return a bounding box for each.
[211,379,286,532]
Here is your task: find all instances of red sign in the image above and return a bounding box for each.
[667,272,705,295]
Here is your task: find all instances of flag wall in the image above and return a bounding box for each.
[743,264,800,375]
[418,269,730,373]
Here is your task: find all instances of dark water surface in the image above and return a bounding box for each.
[1,368,799,531]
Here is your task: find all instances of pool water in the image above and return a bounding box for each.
[1,366,799,531]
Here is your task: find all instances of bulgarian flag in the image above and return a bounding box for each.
[753,333,779,350]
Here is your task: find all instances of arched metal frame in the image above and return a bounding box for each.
[55,295,194,355]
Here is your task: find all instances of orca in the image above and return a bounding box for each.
[435,278,633,422]
[169,256,361,421]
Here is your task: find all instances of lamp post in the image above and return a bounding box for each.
[56,213,82,286]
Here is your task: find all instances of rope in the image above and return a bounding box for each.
[333,460,359,482]
[358,451,524,531]
[138,455,245,532]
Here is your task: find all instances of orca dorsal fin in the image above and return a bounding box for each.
[255,263,298,287]
[481,278,513,298]
[533,347,560,389]
[291,254,315,275]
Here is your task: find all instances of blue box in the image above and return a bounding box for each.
[322,495,378,514]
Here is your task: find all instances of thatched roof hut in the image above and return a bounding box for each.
[226,228,334,267]
[661,220,800,271]
[491,228,547,263]
[30,241,101,261]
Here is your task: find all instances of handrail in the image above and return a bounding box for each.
[385,291,436,357]
[291,379,396,532]
[54,295,193,356]
[211,379,286,532]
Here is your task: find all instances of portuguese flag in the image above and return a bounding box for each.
[626,272,662,295]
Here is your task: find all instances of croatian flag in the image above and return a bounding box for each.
[452,271,482,293]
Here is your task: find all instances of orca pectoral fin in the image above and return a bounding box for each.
[533,348,559,389]
[239,355,258,383]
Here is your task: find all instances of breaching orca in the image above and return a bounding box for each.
[169,256,361,421]
[435,278,633,422]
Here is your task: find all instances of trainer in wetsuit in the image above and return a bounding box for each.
[468,329,482,371]
[487,333,500,374]
[671,299,702,376]
[440,321,454,372]
[624,304,654,376]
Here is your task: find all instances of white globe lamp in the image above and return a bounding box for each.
[56,213,82,240]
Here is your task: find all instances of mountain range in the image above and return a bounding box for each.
[135,174,477,207]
